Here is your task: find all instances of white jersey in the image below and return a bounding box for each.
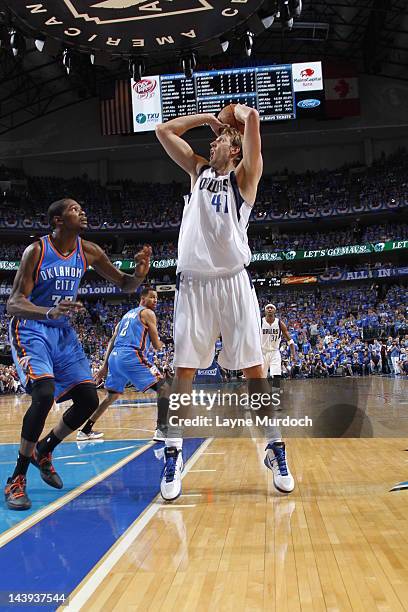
[177,166,252,277]
[261,317,281,352]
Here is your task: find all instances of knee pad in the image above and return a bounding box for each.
[62,383,99,431]
[22,378,55,442]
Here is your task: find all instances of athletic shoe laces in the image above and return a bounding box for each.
[162,455,177,483]
[38,453,56,473]
[270,444,288,476]
[8,475,26,498]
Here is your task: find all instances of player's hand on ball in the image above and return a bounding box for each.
[234,103,258,124]
[49,300,85,319]
[134,245,152,278]
[207,115,229,136]
[217,104,246,134]
[94,365,108,386]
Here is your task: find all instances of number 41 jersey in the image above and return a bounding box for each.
[29,235,87,327]
[177,167,252,278]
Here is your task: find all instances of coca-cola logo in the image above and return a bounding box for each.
[133,79,157,99]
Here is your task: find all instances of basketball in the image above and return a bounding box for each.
[218,103,245,135]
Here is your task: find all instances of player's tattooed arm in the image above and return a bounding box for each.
[155,114,225,180]
[83,242,151,293]
[140,309,164,350]
[7,243,83,320]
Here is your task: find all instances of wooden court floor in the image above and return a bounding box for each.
[1,377,408,611]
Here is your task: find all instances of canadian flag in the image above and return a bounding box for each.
[324,64,360,118]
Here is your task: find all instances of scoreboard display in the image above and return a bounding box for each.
[131,61,323,132]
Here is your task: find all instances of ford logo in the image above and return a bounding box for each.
[297,99,321,109]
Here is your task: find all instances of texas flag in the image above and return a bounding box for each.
[324,64,360,118]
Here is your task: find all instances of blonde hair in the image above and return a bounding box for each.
[221,126,242,166]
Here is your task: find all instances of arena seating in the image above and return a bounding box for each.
[0,150,407,230]
[0,221,407,260]
[1,150,407,392]
[0,283,407,393]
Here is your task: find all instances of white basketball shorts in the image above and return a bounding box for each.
[173,269,263,370]
[263,350,282,377]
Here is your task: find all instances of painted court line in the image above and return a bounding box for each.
[0,445,140,466]
[190,468,217,472]
[57,445,137,460]
[112,402,156,408]
[102,428,154,433]
[96,446,139,455]
[65,437,213,611]
[0,441,154,549]
[160,504,196,508]
[180,493,202,497]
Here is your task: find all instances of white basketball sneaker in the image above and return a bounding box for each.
[264,441,295,493]
[76,430,104,441]
[160,447,183,501]
[153,428,166,442]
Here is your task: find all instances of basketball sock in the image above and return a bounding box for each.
[166,438,183,450]
[81,420,95,435]
[157,397,169,429]
[37,431,61,455]
[268,438,283,446]
[12,452,31,479]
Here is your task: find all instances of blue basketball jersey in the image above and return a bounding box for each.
[30,235,87,327]
[114,306,151,356]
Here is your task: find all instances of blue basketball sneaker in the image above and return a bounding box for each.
[160,447,183,501]
[264,441,294,493]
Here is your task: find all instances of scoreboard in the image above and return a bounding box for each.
[131,61,323,132]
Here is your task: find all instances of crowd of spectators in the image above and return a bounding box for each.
[0,282,407,394]
[0,150,407,228]
[259,284,408,378]
[251,149,408,217]
[0,220,406,262]
[0,149,407,392]
[260,222,408,252]
[0,365,22,394]
[279,335,408,378]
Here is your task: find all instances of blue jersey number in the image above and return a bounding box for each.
[211,194,228,213]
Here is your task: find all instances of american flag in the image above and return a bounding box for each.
[100,80,132,136]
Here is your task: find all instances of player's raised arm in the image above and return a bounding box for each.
[155,114,227,180]
[141,308,164,351]
[83,242,151,294]
[7,243,83,320]
[234,104,263,202]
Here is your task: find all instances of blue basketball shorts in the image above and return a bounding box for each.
[9,318,93,402]
[105,349,161,394]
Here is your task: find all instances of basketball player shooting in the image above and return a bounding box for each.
[156,104,295,500]
[5,199,151,510]
[78,286,170,442]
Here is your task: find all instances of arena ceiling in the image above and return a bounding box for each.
[0,0,406,136]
